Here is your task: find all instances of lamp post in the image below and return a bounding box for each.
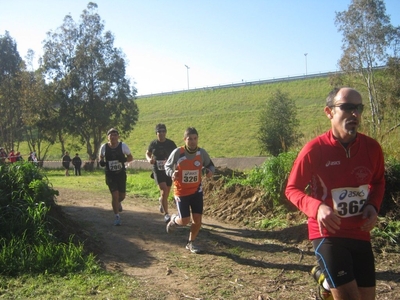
[304,53,308,76]
[185,64,190,90]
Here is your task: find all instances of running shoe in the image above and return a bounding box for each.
[164,213,171,224]
[159,197,164,214]
[185,241,200,254]
[311,266,333,300]
[166,214,177,233]
[114,215,121,226]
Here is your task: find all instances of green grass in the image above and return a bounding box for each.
[16,75,400,161]
[0,272,140,299]
[45,169,160,200]
[17,77,332,161]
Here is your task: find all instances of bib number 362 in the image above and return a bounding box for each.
[331,185,369,218]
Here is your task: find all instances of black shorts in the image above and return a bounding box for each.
[153,169,172,186]
[105,171,127,193]
[175,192,203,218]
[312,237,375,288]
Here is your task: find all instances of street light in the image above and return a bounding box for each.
[185,64,190,90]
[304,53,308,76]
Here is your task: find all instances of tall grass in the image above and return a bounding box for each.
[0,162,100,276]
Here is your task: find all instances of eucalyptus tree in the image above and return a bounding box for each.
[258,89,302,156]
[0,31,24,151]
[19,50,59,161]
[335,0,399,135]
[42,2,138,159]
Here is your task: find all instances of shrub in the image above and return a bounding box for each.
[0,162,99,275]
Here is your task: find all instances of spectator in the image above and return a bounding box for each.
[72,153,82,176]
[8,150,17,163]
[15,152,23,162]
[62,151,72,176]
[0,147,7,163]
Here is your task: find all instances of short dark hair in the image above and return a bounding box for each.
[326,87,341,107]
[184,127,198,138]
[107,128,119,135]
[155,123,167,133]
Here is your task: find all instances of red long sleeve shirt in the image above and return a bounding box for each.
[285,130,385,241]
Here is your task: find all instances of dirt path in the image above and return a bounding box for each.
[55,188,399,300]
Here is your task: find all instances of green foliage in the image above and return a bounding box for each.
[17,76,331,161]
[259,218,287,230]
[41,3,139,159]
[0,162,99,276]
[258,89,302,156]
[372,219,400,246]
[225,151,298,211]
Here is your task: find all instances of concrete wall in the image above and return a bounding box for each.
[41,157,267,171]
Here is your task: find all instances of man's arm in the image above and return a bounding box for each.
[164,148,178,177]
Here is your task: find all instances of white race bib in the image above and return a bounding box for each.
[331,185,369,218]
[182,170,199,183]
[156,160,165,170]
[108,160,122,172]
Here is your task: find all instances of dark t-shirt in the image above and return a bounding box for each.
[72,156,82,167]
[147,139,177,171]
[62,155,71,168]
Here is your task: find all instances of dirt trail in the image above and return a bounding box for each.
[55,186,399,300]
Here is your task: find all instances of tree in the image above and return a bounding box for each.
[0,31,24,152]
[42,2,138,159]
[335,0,399,136]
[19,50,59,161]
[258,90,302,156]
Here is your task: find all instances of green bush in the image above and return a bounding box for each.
[225,151,298,211]
[0,162,99,275]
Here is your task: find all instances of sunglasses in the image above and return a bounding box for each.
[330,103,364,114]
[157,130,166,133]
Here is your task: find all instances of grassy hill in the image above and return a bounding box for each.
[17,76,334,161]
[127,77,332,159]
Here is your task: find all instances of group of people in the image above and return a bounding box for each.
[97,87,384,300]
[0,148,24,163]
[98,124,214,253]
[62,151,82,176]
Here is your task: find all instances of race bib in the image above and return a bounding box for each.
[156,160,165,170]
[108,160,122,172]
[331,185,369,218]
[182,170,199,183]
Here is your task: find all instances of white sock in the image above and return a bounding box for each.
[323,279,330,291]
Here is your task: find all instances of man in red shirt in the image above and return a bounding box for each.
[285,87,385,300]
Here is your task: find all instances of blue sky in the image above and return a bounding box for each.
[1,1,400,96]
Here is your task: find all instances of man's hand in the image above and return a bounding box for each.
[317,203,341,235]
[361,204,378,232]
[172,170,179,181]
[99,159,106,167]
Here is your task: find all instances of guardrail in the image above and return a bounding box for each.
[136,70,340,98]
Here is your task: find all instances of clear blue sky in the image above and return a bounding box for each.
[1,0,400,96]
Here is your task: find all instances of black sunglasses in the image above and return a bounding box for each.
[157,130,166,133]
[330,103,364,114]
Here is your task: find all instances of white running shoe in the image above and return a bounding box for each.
[185,241,200,254]
[166,214,177,233]
[164,213,171,224]
[114,216,121,226]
